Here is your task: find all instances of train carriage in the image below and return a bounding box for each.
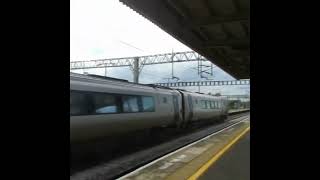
[70,73,228,144]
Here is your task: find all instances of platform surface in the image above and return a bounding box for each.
[199,131,250,180]
[118,116,250,180]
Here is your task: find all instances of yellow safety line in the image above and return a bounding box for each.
[187,126,250,180]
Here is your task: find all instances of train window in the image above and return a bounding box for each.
[195,99,198,104]
[210,101,215,109]
[163,97,167,103]
[92,93,119,114]
[214,101,218,109]
[142,96,155,112]
[206,101,210,109]
[122,96,139,113]
[217,102,221,109]
[70,91,90,116]
[201,100,207,109]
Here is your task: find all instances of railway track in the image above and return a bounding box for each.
[71,110,249,180]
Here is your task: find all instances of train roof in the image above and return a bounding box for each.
[154,87,226,98]
[70,73,227,99]
[70,72,175,92]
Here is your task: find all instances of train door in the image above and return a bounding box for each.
[172,95,180,122]
[187,94,194,121]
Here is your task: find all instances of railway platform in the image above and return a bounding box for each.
[228,108,250,114]
[199,131,250,180]
[118,116,250,180]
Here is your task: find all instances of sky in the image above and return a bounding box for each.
[70,0,250,95]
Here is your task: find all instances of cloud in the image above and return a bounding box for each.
[70,0,191,61]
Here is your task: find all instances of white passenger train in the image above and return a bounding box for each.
[70,73,228,144]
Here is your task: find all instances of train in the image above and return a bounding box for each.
[70,72,229,145]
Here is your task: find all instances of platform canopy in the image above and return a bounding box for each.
[120,0,250,79]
